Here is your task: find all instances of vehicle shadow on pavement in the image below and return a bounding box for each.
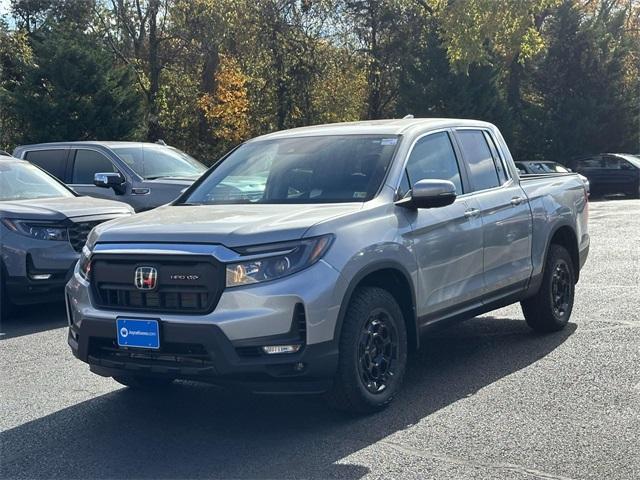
[1,317,576,479]
[1,302,67,340]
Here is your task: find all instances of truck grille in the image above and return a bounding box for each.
[68,220,105,252]
[91,254,224,314]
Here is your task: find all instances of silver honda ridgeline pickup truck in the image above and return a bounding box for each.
[67,119,589,413]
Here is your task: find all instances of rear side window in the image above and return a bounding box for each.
[603,156,625,169]
[456,130,500,191]
[577,157,603,169]
[72,150,117,184]
[405,132,463,194]
[24,149,68,181]
[483,131,509,184]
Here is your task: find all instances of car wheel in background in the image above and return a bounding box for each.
[326,286,407,414]
[521,244,575,333]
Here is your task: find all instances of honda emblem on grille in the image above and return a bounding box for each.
[134,266,158,290]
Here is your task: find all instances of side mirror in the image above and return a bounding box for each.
[94,172,126,194]
[396,179,457,209]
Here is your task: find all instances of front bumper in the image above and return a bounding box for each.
[65,260,343,392]
[67,318,337,393]
[1,231,78,305]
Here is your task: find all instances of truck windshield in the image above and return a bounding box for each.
[184,135,399,204]
[0,161,74,201]
[112,145,207,180]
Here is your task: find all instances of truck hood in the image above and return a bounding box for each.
[0,196,133,221]
[92,203,362,247]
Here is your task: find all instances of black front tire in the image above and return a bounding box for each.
[0,265,12,322]
[113,376,175,389]
[521,244,575,333]
[326,286,407,414]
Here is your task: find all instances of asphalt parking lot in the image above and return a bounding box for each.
[1,199,638,480]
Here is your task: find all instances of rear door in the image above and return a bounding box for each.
[601,155,637,195]
[453,128,533,300]
[69,149,124,200]
[401,130,485,319]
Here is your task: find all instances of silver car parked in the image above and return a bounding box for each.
[66,119,589,413]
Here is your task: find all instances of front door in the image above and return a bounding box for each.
[401,131,485,320]
[69,149,124,200]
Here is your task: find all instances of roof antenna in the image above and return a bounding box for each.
[403,114,414,119]
[155,139,167,146]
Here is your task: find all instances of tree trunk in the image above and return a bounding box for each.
[146,0,163,141]
[198,46,220,144]
[366,1,382,119]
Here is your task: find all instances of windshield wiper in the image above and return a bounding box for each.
[146,174,198,180]
[144,175,173,180]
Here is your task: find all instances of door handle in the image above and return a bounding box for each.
[464,208,480,218]
[510,196,525,206]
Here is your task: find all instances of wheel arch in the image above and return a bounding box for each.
[548,224,580,282]
[334,262,419,352]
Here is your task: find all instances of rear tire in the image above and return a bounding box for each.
[326,286,407,414]
[113,376,175,389]
[521,244,575,333]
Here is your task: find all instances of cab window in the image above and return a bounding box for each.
[23,149,69,181]
[404,132,463,195]
[72,150,117,184]
[456,130,500,191]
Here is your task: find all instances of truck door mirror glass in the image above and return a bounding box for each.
[396,179,457,209]
[94,172,125,193]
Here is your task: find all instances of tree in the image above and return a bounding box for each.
[94,0,172,140]
[7,27,142,143]
[397,21,510,126]
[532,0,639,159]
[344,0,419,119]
[0,20,33,150]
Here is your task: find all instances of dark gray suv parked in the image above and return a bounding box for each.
[13,142,207,211]
[0,157,133,319]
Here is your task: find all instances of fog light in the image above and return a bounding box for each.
[30,273,52,280]
[262,344,302,355]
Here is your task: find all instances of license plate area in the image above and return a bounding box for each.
[116,318,160,349]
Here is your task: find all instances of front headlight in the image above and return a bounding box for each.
[226,235,334,287]
[78,246,92,281]
[1,219,68,241]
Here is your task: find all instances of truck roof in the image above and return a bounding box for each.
[252,118,496,141]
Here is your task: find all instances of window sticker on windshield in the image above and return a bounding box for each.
[380,138,397,146]
[353,191,367,199]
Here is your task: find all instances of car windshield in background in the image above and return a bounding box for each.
[112,145,207,180]
[618,154,640,168]
[184,135,400,205]
[0,162,74,201]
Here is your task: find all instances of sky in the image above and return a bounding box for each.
[0,0,15,28]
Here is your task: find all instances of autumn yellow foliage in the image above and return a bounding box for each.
[197,55,250,144]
